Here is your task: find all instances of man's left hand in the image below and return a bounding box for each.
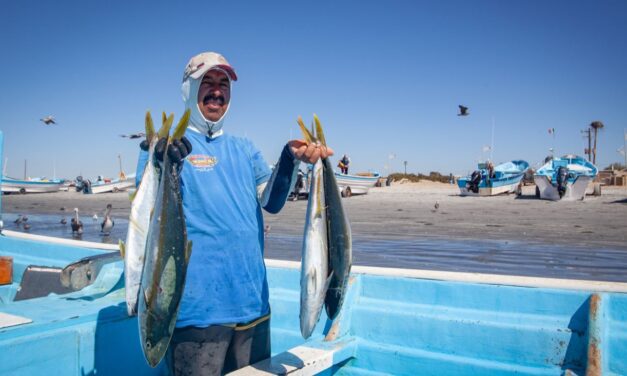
[288,140,334,164]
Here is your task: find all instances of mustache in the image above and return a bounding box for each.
[203,94,225,106]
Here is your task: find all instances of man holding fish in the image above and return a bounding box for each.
[134,51,333,374]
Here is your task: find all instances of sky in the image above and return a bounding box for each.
[1,0,626,180]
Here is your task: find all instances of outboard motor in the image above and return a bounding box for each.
[556,166,568,198]
[75,176,84,192]
[468,170,482,193]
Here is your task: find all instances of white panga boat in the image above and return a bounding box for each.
[1,177,65,194]
[76,174,136,194]
[534,155,598,201]
[334,171,380,197]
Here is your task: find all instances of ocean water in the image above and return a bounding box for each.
[3,213,626,283]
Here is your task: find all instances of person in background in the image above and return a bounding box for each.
[136,51,333,375]
[338,154,350,174]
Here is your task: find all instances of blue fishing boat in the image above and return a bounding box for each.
[458,160,529,196]
[1,230,627,375]
[534,155,598,201]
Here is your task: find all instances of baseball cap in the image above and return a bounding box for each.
[182,52,238,82]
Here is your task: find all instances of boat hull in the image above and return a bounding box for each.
[334,172,379,195]
[2,232,627,375]
[458,181,520,196]
[534,175,593,201]
[89,179,135,194]
[1,179,63,194]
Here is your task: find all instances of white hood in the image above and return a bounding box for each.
[181,68,232,138]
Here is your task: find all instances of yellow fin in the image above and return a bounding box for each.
[128,189,137,202]
[158,113,174,139]
[313,114,326,146]
[297,116,315,143]
[119,240,126,259]
[171,109,191,140]
[185,240,193,263]
[145,111,155,140]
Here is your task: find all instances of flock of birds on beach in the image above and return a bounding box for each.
[13,204,115,238]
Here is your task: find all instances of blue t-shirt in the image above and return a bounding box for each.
[137,130,272,327]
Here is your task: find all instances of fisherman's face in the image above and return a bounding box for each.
[197,69,231,122]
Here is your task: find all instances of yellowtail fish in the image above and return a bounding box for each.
[138,109,193,367]
[120,111,173,316]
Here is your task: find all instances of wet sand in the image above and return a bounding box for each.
[2,183,627,281]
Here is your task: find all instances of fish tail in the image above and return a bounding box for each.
[297,116,315,143]
[171,109,191,140]
[313,114,326,146]
[119,239,126,259]
[145,111,156,141]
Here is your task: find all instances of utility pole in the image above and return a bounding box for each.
[404,161,407,176]
[590,121,604,165]
[581,128,592,161]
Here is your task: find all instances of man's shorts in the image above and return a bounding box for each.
[169,315,270,375]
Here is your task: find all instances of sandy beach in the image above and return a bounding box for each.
[2,182,627,281]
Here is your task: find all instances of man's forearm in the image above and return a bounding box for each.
[260,144,300,214]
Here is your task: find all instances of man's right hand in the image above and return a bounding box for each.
[154,137,192,164]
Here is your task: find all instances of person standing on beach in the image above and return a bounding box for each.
[338,154,351,174]
[136,51,333,375]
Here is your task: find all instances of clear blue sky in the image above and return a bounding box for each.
[1,0,626,180]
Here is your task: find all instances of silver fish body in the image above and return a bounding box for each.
[138,111,192,367]
[322,158,352,319]
[299,159,330,339]
[122,136,159,316]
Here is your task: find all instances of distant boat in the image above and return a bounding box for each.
[1,176,64,194]
[334,171,380,197]
[534,155,597,201]
[458,160,529,196]
[76,174,136,194]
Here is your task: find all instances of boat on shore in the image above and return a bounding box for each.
[76,174,136,194]
[534,155,598,201]
[1,176,65,194]
[334,171,380,197]
[458,160,529,196]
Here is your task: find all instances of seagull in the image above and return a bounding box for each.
[71,208,83,235]
[14,215,23,225]
[23,222,31,231]
[40,115,57,125]
[21,215,28,222]
[92,213,99,221]
[434,201,440,210]
[264,224,271,238]
[101,204,114,236]
[120,132,146,139]
[458,105,469,116]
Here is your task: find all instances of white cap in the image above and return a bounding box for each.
[182,52,238,82]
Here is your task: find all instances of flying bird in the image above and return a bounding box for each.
[40,116,57,125]
[458,105,469,116]
[120,132,146,139]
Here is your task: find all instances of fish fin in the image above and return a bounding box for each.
[145,111,155,141]
[324,270,334,294]
[185,241,193,263]
[171,109,191,140]
[297,116,315,143]
[119,240,125,259]
[158,113,174,139]
[313,114,326,147]
[162,112,167,126]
